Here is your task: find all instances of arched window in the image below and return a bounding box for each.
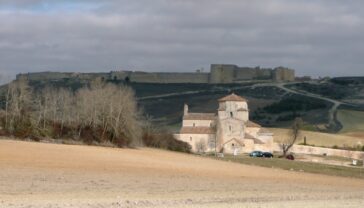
[190,137,192,141]
[193,123,196,127]
[229,125,232,131]
[230,112,233,117]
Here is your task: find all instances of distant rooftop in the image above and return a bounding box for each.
[218,93,247,102]
[183,113,216,120]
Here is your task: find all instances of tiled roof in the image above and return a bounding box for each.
[237,108,248,111]
[253,138,265,144]
[218,93,247,102]
[180,127,215,134]
[223,138,244,146]
[244,133,256,139]
[246,121,261,128]
[183,113,216,120]
[245,133,265,144]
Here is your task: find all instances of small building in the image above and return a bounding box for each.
[174,93,274,154]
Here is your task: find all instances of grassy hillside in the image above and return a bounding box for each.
[0,78,339,131]
[139,85,331,130]
[337,109,364,133]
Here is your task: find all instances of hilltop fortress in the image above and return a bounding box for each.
[16,64,295,83]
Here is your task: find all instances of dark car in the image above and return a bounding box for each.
[249,151,263,157]
[286,154,295,160]
[262,152,273,158]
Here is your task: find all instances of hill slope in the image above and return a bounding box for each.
[1,139,364,207]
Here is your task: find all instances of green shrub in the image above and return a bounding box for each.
[142,132,191,153]
[264,96,327,114]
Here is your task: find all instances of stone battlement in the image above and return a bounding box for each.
[16,64,295,83]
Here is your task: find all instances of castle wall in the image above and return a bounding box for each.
[16,64,295,84]
[111,71,209,83]
[234,67,257,80]
[129,72,209,83]
[75,73,110,80]
[210,64,235,83]
[210,64,292,83]
[17,72,74,81]
[17,72,110,81]
[256,68,273,80]
[272,67,295,82]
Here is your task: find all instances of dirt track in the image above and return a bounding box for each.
[1,139,364,207]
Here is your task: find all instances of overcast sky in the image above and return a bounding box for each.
[0,0,363,82]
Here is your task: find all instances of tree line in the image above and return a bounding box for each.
[0,77,142,146]
[0,77,191,152]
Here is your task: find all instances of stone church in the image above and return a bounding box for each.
[174,93,274,154]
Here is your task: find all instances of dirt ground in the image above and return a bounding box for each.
[1,139,364,208]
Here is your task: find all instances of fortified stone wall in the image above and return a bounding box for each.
[74,73,110,80]
[17,72,110,81]
[210,64,295,83]
[255,68,273,80]
[234,67,257,81]
[129,72,209,83]
[16,64,295,83]
[210,64,236,83]
[272,67,295,82]
[16,72,74,81]
[111,71,209,83]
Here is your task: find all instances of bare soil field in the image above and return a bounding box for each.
[344,132,364,139]
[1,139,364,208]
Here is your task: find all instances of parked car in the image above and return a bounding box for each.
[286,154,295,160]
[262,152,273,158]
[249,151,263,157]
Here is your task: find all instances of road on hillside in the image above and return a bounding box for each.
[253,82,357,129]
[137,85,253,100]
[138,81,358,129]
[252,82,345,128]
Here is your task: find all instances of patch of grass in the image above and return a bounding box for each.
[270,128,364,148]
[301,124,318,131]
[288,82,351,100]
[213,155,364,179]
[337,109,364,133]
[263,95,328,114]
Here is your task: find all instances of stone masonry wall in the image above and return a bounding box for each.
[17,64,295,83]
[273,143,364,160]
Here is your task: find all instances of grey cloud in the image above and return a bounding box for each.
[0,0,364,80]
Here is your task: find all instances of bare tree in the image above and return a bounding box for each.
[1,77,143,147]
[280,117,303,156]
[4,77,32,134]
[73,80,142,146]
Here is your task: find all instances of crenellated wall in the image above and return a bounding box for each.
[17,72,110,81]
[16,64,295,83]
[210,64,295,83]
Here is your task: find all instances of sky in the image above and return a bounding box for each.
[0,0,363,83]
